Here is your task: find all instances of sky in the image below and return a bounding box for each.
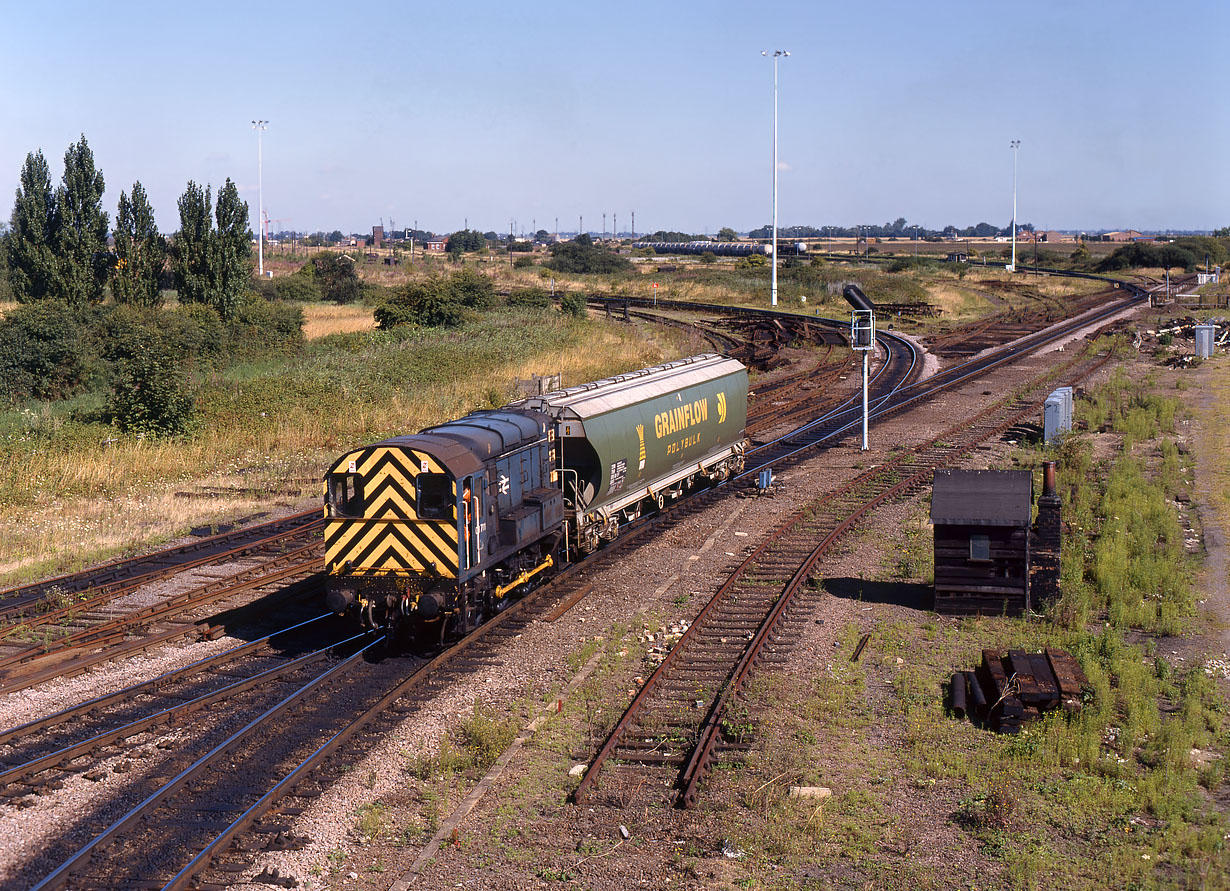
[1,1,1225,237]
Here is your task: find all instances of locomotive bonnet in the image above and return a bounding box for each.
[324,354,747,637]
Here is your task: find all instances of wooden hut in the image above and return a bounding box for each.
[931,469,1032,616]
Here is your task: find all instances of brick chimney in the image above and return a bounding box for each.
[1032,461,1062,604]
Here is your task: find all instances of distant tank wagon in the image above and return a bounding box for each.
[632,241,807,258]
[324,354,748,638]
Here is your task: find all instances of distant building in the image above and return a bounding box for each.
[1103,230,1143,242]
[1038,231,1072,243]
[372,225,384,248]
[425,237,448,252]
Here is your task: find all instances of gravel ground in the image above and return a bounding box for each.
[0,308,1150,890]
[217,325,1110,890]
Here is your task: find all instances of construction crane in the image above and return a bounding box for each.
[263,211,291,240]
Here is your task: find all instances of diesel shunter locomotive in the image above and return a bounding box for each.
[324,354,748,637]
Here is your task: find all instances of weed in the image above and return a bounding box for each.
[355,801,387,841]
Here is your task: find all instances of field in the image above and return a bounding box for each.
[0,303,695,583]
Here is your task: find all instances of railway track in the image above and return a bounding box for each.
[18,541,623,890]
[574,339,1116,808]
[0,615,349,805]
[0,509,322,622]
[2,270,1153,885]
[0,544,326,694]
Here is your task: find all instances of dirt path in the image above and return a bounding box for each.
[1188,357,1230,684]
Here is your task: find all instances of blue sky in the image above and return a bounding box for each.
[1,1,1224,236]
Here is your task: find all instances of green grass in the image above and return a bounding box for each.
[712,366,1228,889]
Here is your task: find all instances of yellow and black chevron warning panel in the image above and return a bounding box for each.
[325,446,459,578]
[325,518,458,578]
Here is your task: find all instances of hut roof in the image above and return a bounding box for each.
[931,469,1032,526]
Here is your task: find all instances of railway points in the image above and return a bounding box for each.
[0,264,1214,889]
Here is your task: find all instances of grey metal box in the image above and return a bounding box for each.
[1195,325,1217,358]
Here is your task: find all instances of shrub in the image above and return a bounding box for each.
[0,300,87,402]
[699,251,716,264]
[312,252,362,304]
[377,279,466,329]
[449,268,496,309]
[558,292,587,317]
[372,301,417,331]
[273,274,322,302]
[513,255,536,269]
[226,297,304,356]
[105,335,194,436]
[506,286,551,308]
[546,235,634,274]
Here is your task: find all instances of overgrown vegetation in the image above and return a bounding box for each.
[693,361,1227,889]
[545,234,634,275]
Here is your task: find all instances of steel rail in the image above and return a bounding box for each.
[677,354,1112,805]
[577,326,1123,805]
[0,509,322,615]
[0,613,331,748]
[0,546,323,677]
[0,631,366,790]
[29,633,384,891]
[0,574,326,696]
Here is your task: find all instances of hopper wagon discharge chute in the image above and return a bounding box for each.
[322,354,748,638]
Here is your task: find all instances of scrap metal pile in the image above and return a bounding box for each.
[950,648,1089,734]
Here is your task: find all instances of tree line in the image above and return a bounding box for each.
[4,135,252,320]
[0,136,306,436]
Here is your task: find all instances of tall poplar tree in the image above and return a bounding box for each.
[171,178,250,320]
[212,178,251,320]
[7,150,59,303]
[172,180,214,309]
[113,181,166,307]
[55,135,109,304]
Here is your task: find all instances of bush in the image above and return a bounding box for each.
[546,235,634,274]
[558,292,587,317]
[169,303,226,363]
[273,275,322,302]
[699,251,716,264]
[105,336,194,436]
[376,279,467,329]
[1098,242,1196,272]
[513,255,536,269]
[227,297,304,356]
[506,287,551,308]
[312,252,362,303]
[449,268,496,309]
[0,301,87,402]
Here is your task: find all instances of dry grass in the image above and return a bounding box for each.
[0,301,16,319]
[0,314,683,584]
[923,283,991,319]
[301,303,377,339]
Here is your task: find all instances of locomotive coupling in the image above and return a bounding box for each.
[403,591,442,619]
[326,586,357,614]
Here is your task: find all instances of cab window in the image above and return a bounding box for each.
[416,473,453,519]
[328,474,363,517]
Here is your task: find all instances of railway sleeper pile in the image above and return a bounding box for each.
[949,647,1089,734]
